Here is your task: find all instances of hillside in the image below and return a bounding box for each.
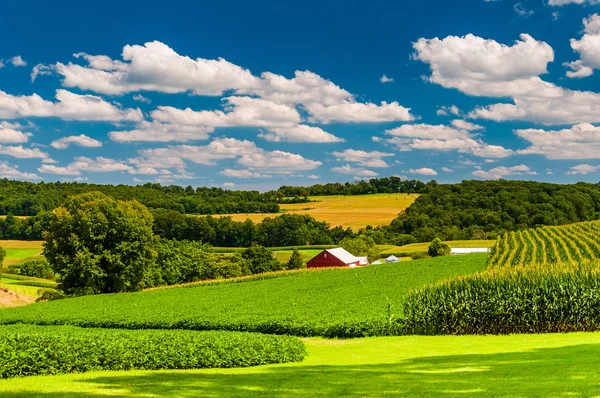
[220,193,418,230]
[0,254,487,337]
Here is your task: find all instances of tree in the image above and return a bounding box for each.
[340,235,380,262]
[286,249,304,269]
[43,192,156,295]
[0,245,6,271]
[428,238,450,257]
[240,245,282,274]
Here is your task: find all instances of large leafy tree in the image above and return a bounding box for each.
[43,192,156,295]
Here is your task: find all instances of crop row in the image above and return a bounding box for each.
[488,221,600,269]
[0,325,306,378]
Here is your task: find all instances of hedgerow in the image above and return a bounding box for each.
[403,263,600,335]
[0,325,306,378]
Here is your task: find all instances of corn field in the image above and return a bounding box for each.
[488,221,600,269]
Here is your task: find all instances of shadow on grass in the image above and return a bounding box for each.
[3,343,600,397]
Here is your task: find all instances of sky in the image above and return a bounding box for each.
[2,0,600,190]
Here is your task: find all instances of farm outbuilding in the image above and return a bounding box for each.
[450,248,490,255]
[357,256,370,266]
[385,255,400,263]
[306,248,361,269]
[372,260,382,265]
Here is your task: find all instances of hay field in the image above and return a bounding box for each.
[219,193,418,230]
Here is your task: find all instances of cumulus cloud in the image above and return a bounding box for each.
[109,121,214,143]
[258,125,343,143]
[380,74,394,83]
[220,169,270,178]
[0,161,40,180]
[565,14,600,78]
[409,167,438,176]
[9,56,27,67]
[332,149,394,168]
[38,156,134,175]
[0,89,142,121]
[51,134,102,149]
[330,164,378,177]
[515,123,600,159]
[0,123,32,143]
[384,123,512,158]
[437,105,462,117]
[441,167,454,172]
[566,164,600,175]
[223,182,235,188]
[451,119,484,131]
[133,94,151,104]
[0,145,50,160]
[472,164,537,179]
[305,101,414,124]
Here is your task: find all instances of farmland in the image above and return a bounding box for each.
[1,332,600,397]
[219,193,417,230]
[0,254,487,337]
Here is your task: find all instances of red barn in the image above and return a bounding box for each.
[306,248,360,269]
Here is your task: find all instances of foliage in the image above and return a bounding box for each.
[387,180,600,241]
[277,177,427,196]
[18,259,53,279]
[427,238,450,257]
[35,289,67,302]
[0,325,306,378]
[43,192,156,295]
[240,246,283,274]
[0,255,487,337]
[403,263,600,335]
[339,235,380,262]
[9,280,57,289]
[286,250,304,269]
[0,245,4,270]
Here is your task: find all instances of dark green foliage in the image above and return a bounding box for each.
[0,325,306,378]
[43,192,156,295]
[339,235,380,262]
[388,180,600,241]
[35,289,67,302]
[241,246,282,274]
[427,238,450,257]
[0,255,487,338]
[18,259,53,279]
[277,177,426,196]
[286,250,304,269]
[403,265,600,335]
[0,245,5,268]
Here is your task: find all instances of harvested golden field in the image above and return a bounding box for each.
[219,193,418,230]
[0,240,43,249]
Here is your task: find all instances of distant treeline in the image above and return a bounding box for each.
[277,177,427,197]
[0,179,280,216]
[387,180,600,241]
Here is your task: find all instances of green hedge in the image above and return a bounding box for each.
[403,264,600,335]
[0,325,306,378]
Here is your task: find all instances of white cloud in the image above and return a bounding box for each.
[472,164,537,179]
[380,74,394,83]
[0,124,32,143]
[258,125,344,143]
[515,123,600,159]
[436,105,462,117]
[132,94,151,104]
[513,3,534,17]
[305,101,414,124]
[220,169,270,178]
[9,56,27,67]
[451,119,484,131]
[330,164,378,177]
[51,134,102,149]
[566,164,600,175]
[549,0,600,5]
[0,89,142,122]
[441,167,454,172]
[0,161,40,180]
[384,123,512,158]
[0,145,50,160]
[409,167,438,176]
[332,149,394,168]
[38,156,134,175]
[223,182,235,188]
[109,121,214,142]
[565,14,600,78]
[307,174,319,179]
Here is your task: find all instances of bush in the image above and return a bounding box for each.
[286,250,304,269]
[403,263,600,335]
[411,252,428,260]
[240,245,282,274]
[0,325,306,378]
[18,259,54,280]
[36,289,67,302]
[428,238,450,257]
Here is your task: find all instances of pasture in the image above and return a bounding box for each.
[0,254,488,337]
[219,193,417,230]
[1,332,600,397]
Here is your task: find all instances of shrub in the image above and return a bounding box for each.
[411,252,428,260]
[0,325,306,378]
[286,250,304,269]
[36,289,67,302]
[241,245,283,274]
[18,259,54,280]
[427,238,450,257]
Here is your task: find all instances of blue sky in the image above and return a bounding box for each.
[2,0,600,190]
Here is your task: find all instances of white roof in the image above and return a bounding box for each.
[450,248,490,254]
[325,248,359,264]
[386,255,400,261]
[357,256,369,265]
[372,260,382,265]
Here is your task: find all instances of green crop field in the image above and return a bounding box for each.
[0,254,487,337]
[1,332,600,397]
[488,220,600,268]
[218,193,418,230]
[380,240,496,255]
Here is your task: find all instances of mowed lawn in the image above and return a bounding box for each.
[218,193,418,230]
[1,332,600,397]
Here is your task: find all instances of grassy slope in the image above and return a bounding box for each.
[1,332,599,397]
[380,240,496,255]
[0,254,487,335]
[217,193,417,230]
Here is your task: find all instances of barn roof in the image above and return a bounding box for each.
[325,248,359,264]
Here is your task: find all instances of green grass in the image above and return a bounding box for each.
[0,254,488,337]
[3,248,42,260]
[273,249,323,263]
[1,332,599,397]
[380,240,496,255]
